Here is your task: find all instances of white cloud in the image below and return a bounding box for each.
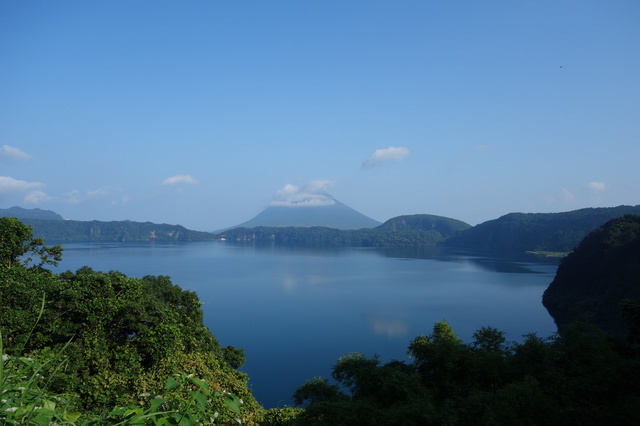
[24,190,51,204]
[162,175,200,185]
[562,189,576,203]
[65,188,109,204]
[113,195,131,206]
[362,146,410,169]
[0,176,43,193]
[0,145,31,161]
[270,180,337,207]
[274,183,300,200]
[587,181,606,192]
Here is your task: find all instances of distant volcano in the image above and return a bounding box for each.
[229,193,381,230]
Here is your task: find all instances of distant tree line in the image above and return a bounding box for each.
[216,214,471,248]
[14,218,216,242]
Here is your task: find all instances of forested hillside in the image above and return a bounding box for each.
[0,206,63,221]
[543,214,640,337]
[444,205,640,252]
[13,218,215,242]
[216,215,470,247]
[1,207,216,242]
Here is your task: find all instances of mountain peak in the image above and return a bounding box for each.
[228,195,380,230]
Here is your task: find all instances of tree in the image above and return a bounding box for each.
[0,217,62,269]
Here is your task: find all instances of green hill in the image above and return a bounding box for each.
[0,206,63,221]
[377,214,471,233]
[443,205,640,253]
[22,219,216,242]
[542,214,640,337]
[0,208,215,242]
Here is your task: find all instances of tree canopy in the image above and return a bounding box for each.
[293,320,640,425]
[0,218,262,423]
[0,216,62,269]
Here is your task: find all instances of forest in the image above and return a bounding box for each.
[1,216,640,425]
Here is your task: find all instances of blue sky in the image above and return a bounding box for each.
[1,1,639,231]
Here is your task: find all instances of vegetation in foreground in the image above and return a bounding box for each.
[1,217,266,424]
[292,318,640,425]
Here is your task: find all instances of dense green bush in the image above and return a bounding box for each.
[294,320,640,425]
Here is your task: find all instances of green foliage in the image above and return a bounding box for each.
[444,205,640,252]
[0,217,62,269]
[2,336,251,425]
[16,218,216,242]
[295,320,640,425]
[292,377,343,407]
[0,219,263,423]
[1,300,81,425]
[88,372,244,425]
[261,407,304,426]
[543,214,640,336]
[217,224,460,248]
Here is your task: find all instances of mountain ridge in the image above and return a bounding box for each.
[444,205,640,253]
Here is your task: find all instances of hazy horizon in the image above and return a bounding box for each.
[2,1,639,231]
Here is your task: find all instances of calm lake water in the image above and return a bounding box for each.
[53,241,560,408]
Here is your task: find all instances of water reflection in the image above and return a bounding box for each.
[364,315,409,338]
[374,246,560,274]
[224,242,560,274]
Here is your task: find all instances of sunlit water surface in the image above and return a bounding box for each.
[53,241,559,408]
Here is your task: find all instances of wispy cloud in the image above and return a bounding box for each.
[270,180,337,207]
[562,189,576,203]
[587,181,606,192]
[362,146,410,169]
[0,176,43,193]
[473,144,492,152]
[162,175,200,185]
[24,190,51,204]
[0,145,31,161]
[65,188,109,204]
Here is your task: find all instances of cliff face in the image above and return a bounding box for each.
[542,214,640,337]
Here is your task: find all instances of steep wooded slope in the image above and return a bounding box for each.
[542,214,640,336]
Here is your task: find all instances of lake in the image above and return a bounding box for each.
[53,241,560,408]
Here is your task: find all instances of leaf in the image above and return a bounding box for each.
[189,377,210,395]
[224,395,242,416]
[43,399,56,411]
[190,390,207,411]
[31,414,52,425]
[64,411,82,422]
[166,376,181,392]
[150,397,166,412]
